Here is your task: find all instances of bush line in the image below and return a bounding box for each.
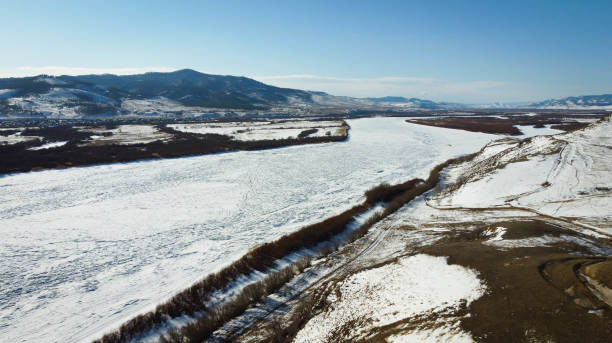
[94,204,368,343]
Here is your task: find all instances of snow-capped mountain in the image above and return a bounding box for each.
[363,96,443,109]
[0,70,450,118]
[0,69,321,118]
[3,69,607,118]
[529,94,612,109]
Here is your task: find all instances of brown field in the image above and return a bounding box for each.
[406,114,605,135]
[420,220,612,343]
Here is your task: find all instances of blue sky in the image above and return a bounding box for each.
[1,0,610,103]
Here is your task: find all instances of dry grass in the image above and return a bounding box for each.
[158,258,312,343]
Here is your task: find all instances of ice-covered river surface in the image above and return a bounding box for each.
[0,118,498,342]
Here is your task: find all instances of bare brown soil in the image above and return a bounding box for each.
[227,215,612,343]
[420,220,612,343]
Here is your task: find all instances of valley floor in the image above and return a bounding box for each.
[0,118,497,343]
[3,116,610,343]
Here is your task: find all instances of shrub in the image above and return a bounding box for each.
[297,128,318,138]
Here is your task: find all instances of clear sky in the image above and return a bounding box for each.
[1,0,610,103]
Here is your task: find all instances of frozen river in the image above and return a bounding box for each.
[0,118,497,342]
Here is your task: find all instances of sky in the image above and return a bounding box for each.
[1,0,611,103]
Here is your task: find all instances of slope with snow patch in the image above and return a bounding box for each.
[293,254,485,343]
[435,116,612,234]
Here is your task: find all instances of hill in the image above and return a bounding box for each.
[0,69,316,118]
[529,94,612,109]
[0,70,455,118]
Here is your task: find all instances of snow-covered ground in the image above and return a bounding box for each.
[28,141,68,150]
[6,87,117,119]
[168,120,346,141]
[0,130,41,145]
[293,254,485,343]
[81,125,172,145]
[120,98,196,115]
[515,124,563,137]
[435,116,612,234]
[0,118,498,342]
[279,115,612,343]
[539,104,612,110]
[0,89,17,100]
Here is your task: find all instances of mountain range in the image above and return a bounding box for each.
[0,69,610,118]
[529,94,612,109]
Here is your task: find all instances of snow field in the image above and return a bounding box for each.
[168,120,346,141]
[293,254,485,343]
[28,141,68,150]
[437,116,612,232]
[0,130,41,145]
[82,125,172,145]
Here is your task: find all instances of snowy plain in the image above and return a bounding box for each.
[293,254,485,343]
[167,120,345,141]
[0,118,498,342]
[81,125,173,145]
[438,117,612,222]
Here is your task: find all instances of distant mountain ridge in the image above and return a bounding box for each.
[0,69,610,118]
[363,96,443,109]
[0,69,320,118]
[529,94,612,109]
[364,96,413,103]
[0,69,458,118]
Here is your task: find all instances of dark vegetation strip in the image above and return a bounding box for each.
[94,153,476,343]
[549,122,590,131]
[407,117,523,135]
[94,203,370,343]
[0,124,348,174]
[159,257,314,343]
[405,115,604,135]
[297,128,318,138]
